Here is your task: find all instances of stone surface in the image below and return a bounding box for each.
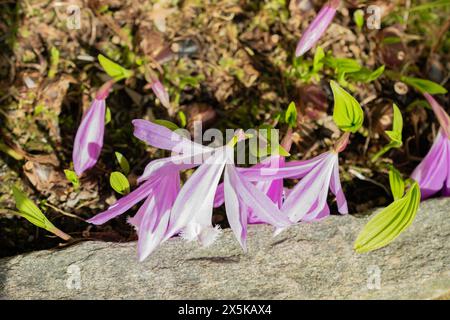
[1,198,449,300]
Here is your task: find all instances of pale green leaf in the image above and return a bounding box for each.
[353,9,364,29]
[64,169,80,189]
[285,102,297,128]
[110,172,130,195]
[114,152,130,175]
[389,166,405,200]
[48,47,60,79]
[178,111,187,128]
[348,65,385,83]
[371,104,403,162]
[330,80,364,133]
[105,107,112,125]
[391,103,403,135]
[354,182,421,253]
[12,186,56,232]
[312,46,325,72]
[153,119,180,131]
[98,54,132,81]
[325,57,362,74]
[401,76,447,94]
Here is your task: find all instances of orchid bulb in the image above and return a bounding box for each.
[72,81,113,176]
[411,93,450,199]
[295,0,340,57]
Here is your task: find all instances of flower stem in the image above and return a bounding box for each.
[49,226,72,241]
[281,127,293,153]
[333,131,351,153]
[96,80,114,100]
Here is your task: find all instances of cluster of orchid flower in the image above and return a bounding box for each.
[12,0,449,261]
[81,80,355,261]
[72,0,450,260]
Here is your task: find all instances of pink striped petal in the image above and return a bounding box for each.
[225,164,291,228]
[329,158,348,214]
[131,173,180,261]
[88,178,156,225]
[73,98,106,175]
[424,93,450,138]
[165,146,230,245]
[295,1,338,57]
[132,119,211,155]
[411,129,450,199]
[281,153,336,222]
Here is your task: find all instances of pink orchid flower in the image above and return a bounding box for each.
[295,0,340,57]
[164,134,292,252]
[243,151,348,222]
[240,133,349,224]
[72,81,112,176]
[215,129,348,224]
[88,170,180,261]
[411,93,450,199]
[88,120,212,261]
[214,129,293,223]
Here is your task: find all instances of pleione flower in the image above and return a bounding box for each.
[164,134,292,252]
[88,120,210,261]
[411,129,450,199]
[295,0,340,57]
[243,151,348,223]
[88,170,179,261]
[411,94,450,199]
[72,81,113,176]
[132,119,213,183]
[214,129,293,223]
[218,133,349,225]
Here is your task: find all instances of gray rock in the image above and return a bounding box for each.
[1,198,449,300]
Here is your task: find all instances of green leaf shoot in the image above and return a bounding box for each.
[114,152,130,175]
[330,80,364,133]
[110,171,130,195]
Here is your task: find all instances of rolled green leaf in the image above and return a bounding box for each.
[354,182,421,253]
[353,9,364,29]
[153,119,180,131]
[371,104,403,162]
[178,111,187,128]
[330,80,364,133]
[12,186,71,240]
[98,54,133,81]
[285,102,298,128]
[401,76,447,94]
[64,169,80,189]
[312,46,325,73]
[389,166,405,200]
[115,152,130,175]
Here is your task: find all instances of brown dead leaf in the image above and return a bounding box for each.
[23,161,68,196]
